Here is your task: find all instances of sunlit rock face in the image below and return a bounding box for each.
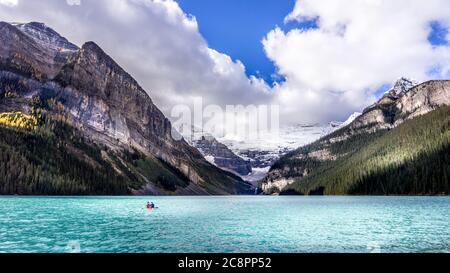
[261,177,295,193]
[395,80,450,121]
[386,77,420,98]
[0,21,253,195]
[54,41,176,155]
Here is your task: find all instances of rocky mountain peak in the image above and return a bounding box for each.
[57,40,152,105]
[81,41,105,54]
[386,77,420,97]
[78,41,137,83]
[345,79,450,141]
[78,41,125,74]
[11,22,79,52]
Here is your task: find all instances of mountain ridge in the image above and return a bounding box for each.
[11,22,79,52]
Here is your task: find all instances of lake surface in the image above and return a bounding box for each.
[0,196,449,253]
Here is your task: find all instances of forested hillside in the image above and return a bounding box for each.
[0,113,195,195]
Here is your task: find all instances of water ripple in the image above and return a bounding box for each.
[0,196,449,253]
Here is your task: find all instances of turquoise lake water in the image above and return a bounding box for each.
[0,196,449,253]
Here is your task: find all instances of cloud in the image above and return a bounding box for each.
[0,0,271,119]
[0,0,449,126]
[0,0,18,7]
[66,0,81,6]
[264,0,450,122]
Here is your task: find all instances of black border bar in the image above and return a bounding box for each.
[0,253,448,272]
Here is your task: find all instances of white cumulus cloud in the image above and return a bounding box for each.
[0,0,18,7]
[264,0,450,123]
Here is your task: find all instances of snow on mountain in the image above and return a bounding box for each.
[220,123,339,159]
[245,166,271,183]
[217,123,340,182]
[386,77,420,97]
[177,115,368,183]
[365,77,422,114]
[11,22,79,52]
[204,155,216,165]
[173,81,421,184]
[339,112,362,128]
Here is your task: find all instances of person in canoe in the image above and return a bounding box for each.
[146,201,156,210]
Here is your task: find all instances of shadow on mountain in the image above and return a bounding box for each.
[349,143,450,195]
[279,189,305,195]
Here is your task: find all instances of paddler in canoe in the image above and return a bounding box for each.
[146,201,156,210]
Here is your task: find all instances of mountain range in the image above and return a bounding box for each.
[0,21,253,195]
[178,122,342,184]
[1,21,449,196]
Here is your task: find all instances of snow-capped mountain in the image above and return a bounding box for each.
[386,77,420,97]
[339,112,362,128]
[11,22,79,52]
[364,77,422,113]
[217,123,341,182]
[178,116,364,183]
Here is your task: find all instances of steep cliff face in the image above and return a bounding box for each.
[194,135,252,176]
[176,124,253,178]
[395,80,450,120]
[0,21,253,195]
[261,79,450,195]
[54,42,177,156]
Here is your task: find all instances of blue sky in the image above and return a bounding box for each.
[178,0,447,88]
[178,0,303,84]
[429,21,449,46]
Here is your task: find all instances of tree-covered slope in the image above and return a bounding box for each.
[0,114,193,195]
